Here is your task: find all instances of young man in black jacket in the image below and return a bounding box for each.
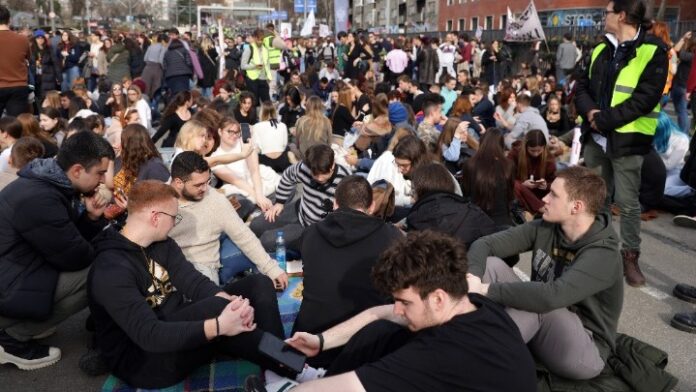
[0,131,113,370]
[294,175,402,367]
[88,180,295,389]
[575,0,668,287]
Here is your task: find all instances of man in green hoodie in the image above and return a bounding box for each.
[466,166,623,381]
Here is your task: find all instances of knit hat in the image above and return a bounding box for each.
[33,29,46,38]
[388,102,408,125]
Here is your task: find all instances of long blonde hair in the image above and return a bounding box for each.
[297,96,331,142]
[175,120,207,152]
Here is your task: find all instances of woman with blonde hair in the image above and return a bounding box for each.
[197,36,218,98]
[42,91,62,110]
[294,95,332,159]
[175,120,253,167]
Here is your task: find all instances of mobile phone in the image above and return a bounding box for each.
[258,332,306,373]
[240,123,251,143]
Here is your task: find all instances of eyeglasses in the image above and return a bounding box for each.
[393,159,412,171]
[223,129,241,136]
[603,9,618,17]
[155,211,183,225]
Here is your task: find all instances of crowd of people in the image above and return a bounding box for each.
[0,0,695,391]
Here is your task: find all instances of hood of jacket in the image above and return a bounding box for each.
[408,192,484,231]
[92,225,143,256]
[555,212,618,252]
[168,39,185,51]
[315,208,388,248]
[18,158,74,195]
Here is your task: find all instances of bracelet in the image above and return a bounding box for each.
[317,333,324,353]
[215,317,220,337]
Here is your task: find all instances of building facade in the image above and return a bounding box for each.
[351,0,439,33]
[439,0,696,32]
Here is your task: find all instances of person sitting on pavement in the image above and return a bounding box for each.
[88,180,295,389]
[250,143,351,252]
[466,166,621,380]
[504,94,550,149]
[0,131,114,370]
[406,162,497,248]
[293,175,403,368]
[168,151,288,288]
[247,230,536,392]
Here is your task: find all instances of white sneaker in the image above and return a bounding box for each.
[295,365,327,383]
[265,378,298,392]
[673,215,696,229]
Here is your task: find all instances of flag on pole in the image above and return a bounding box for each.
[504,1,546,42]
[300,10,315,37]
[507,7,515,24]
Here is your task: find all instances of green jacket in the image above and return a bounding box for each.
[468,213,623,359]
[536,333,677,392]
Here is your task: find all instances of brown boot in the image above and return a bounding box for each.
[622,249,646,287]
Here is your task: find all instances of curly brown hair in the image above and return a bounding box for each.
[372,230,469,299]
[120,124,161,178]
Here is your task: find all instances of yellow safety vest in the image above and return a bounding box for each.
[246,44,272,81]
[263,34,282,68]
[589,42,660,136]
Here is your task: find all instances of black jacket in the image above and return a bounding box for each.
[575,30,668,158]
[163,39,193,79]
[407,192,498,248]
[32,45,62,94]
[294,208,401,335]
[88,227,221,379]
[0,159,106,320]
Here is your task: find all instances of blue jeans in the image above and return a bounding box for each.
[61,66,80,92]
[200,87,213,99]
[166,75,191,98]
[218,234,257,285]
[671,85,689,133]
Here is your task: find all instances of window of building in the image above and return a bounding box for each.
[447,0,453,5]
[471,16,478,30]
[485,15,493,29]
[501,14,507,29]
[458,18,465,30]
[447,20,453,31]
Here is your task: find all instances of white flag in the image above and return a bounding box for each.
[300,10,315,37]
[507,7,515,24]
[475,25,483,41]
[504,1,546,42]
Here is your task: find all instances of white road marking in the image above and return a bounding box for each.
[639,285,671,301]
[513,267,531,282]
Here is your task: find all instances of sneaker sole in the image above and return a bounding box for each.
[673,288,696,304]
[670,318,696,334]
[673,216,696,229]
[0,346,61,370]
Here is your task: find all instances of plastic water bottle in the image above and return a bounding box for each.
[275,231,286,272]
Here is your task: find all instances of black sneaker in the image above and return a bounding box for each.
[670,312,696,334]
[673,283,696,304]
[0,330,61,370]
[79,347,110,376]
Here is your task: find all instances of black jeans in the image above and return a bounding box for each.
[0,86,29,116]
[120,274,292,389]
[245,77,270,105]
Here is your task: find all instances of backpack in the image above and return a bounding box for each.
[322,45,335,63]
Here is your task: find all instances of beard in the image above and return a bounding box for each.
[181,186,205,202]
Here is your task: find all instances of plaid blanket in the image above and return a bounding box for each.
[101,277,304,392]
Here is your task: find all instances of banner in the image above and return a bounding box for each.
[300,10,315,37]
[280,23,292,39]
[334,0,349,35]
[504,1,546,42]
[319,24,331,37]
[294,0,317,13]
[475,25,482,41]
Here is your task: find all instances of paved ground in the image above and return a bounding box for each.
[1,213,694,391]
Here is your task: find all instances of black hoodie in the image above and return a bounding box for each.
[407,192,499,248]
[88,227,221,377]
[294,208,402,335]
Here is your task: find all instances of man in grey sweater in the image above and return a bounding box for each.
[466,166,623,381]
[504,94,549,148]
